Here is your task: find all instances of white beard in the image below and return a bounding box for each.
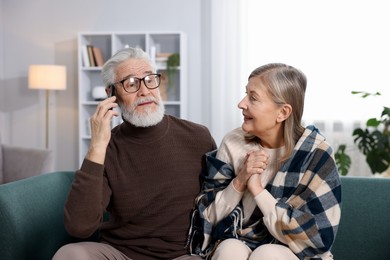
[119,94,165,127]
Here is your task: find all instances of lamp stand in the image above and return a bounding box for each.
[28,64,67,149]
[45,89,49,149]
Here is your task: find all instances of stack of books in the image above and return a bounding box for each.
[81,45,105,67]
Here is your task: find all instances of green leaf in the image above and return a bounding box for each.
[335,144,351,176]
[366,149,390,174]
[366,118,381,127]
[353,128,374,155]
[382,106,390,117]
[351,91,381,98]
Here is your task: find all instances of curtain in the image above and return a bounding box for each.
[208,0,246,146]
[207,0,387,176]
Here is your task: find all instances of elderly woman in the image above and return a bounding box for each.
[188,63,341,260]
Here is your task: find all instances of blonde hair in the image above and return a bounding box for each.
[247,63,307,162]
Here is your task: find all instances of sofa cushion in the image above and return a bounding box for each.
[0,171,74,260]
[332,176,390,260]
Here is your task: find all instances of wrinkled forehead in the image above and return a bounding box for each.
[115,59,154,80]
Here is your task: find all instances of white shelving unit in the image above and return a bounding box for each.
[78,31,187,165]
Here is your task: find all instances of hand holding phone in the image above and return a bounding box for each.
[87,89,118,164]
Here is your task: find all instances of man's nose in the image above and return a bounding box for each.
[137,81,150,95]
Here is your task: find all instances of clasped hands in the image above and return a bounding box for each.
[233,150,269,197]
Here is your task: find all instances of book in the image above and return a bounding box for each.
[81,45,90,67]
[87,45,96,67]
[92,47,105,67]
[150,46,156,64]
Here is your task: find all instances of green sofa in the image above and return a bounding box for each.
[0,172,389,260]
[0,172,74,260]
[331,176,390,259]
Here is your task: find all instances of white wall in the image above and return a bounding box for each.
[0,0,7,142]
[244,0,390,176]
[0,0,208,171]
[245,0,390,123]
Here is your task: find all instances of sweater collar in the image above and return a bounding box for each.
[118,115,169,143]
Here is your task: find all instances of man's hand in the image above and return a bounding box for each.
[86,96,119,164]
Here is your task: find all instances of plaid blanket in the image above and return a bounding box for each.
[187,126,341,259]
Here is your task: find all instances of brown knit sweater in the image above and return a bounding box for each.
[64,115,216,259]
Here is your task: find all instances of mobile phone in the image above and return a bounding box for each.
[108,85,116,110]
[109,85,116,97]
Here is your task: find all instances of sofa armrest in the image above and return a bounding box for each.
[0,171,75,260]
[2,144,53,183]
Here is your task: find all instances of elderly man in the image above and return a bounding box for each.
[53,47,216,260]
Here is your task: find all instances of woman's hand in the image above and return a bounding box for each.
[247,173,264,197]
[86,96,119,164]
[233,150,269,192]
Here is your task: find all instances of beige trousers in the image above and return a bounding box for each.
[211,238,299,260]
[52,241,202,260]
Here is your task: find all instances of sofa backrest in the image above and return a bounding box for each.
[332,176,390,260]
[0,171,75,260]
[1,144,53,184]
[0,145,3,183]
[0,134,3,183]
[1,172,389,260]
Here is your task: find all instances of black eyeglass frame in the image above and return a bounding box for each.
[111,73,162,93]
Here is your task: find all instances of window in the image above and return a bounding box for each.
[242,0,390,176]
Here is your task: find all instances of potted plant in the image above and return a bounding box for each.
[336,91,390,175]
[156,53,180,101]
[166,53,180,90]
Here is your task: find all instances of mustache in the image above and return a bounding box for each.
[133,96,159,106]
[117,93,162,113]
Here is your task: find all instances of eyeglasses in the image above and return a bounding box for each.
[113,73,161,93]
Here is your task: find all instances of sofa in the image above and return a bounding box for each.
[331,176,390,259]
[0,172,389,260]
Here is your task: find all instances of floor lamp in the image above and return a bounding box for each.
[28,65,67,149]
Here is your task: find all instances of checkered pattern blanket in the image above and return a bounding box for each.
[187,126,342,259]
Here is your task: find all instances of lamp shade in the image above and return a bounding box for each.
[28,65,67,90]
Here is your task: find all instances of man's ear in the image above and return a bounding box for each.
[106,85,115,97]
[105,86,111,96]
[277,104,292,123]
